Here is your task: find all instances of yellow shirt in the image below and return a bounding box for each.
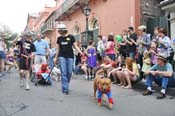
[133,63,140,77]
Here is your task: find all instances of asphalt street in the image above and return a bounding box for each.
[0,71,175,116]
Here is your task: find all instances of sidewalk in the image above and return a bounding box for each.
[0,104,7,116]
[0,70,175,116]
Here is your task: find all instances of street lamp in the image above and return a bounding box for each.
[81,4,92,47]
[83,4,91,31]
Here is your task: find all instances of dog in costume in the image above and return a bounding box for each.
[93,76,114,109]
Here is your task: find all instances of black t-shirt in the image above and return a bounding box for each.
[16,40,36,56]
[126,33,137,53]
[57,34,75,58]
[118,40,126,54]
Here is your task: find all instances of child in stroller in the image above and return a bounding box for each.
[35,64,52,86]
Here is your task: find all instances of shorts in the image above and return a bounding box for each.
[34,55,47,64]
[19,57,31,70]
[0,51,6,59]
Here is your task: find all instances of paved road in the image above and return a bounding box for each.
[0,71,175,116]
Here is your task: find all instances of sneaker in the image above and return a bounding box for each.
[142,90,152,96]
[156,93,166,99]
[88,76,91,80]
[63,91,69,95]
[63,92,69,95]
[85,75,88,79]
[20,80,24,87]
[25,83,30,90]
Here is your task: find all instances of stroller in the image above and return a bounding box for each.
[31,64,52,86]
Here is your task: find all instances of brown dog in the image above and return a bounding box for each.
[93,76,114,109]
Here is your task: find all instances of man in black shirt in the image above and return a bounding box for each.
[125,27,137,60]
[54,23,83,95]
[16,32,35,90]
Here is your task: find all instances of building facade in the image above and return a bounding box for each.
[53,0,141,46]
[24,13,39,32]
[25,0,167,47]
[160,0,175,39]
[24,6,54,41]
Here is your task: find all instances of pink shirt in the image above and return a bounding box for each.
[105,41,115,54]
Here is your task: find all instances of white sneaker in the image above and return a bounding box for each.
[85,75,88,79]
[20,80,24,87]
[25,83,30,90]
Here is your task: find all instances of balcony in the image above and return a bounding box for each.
[161,2,175,12]
[55,0,89,21]
[41,16,55,33]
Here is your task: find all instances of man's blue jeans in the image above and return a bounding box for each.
[59,57,74,93]
[146,74,175,89]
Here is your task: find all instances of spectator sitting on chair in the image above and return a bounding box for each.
[143,52,175,99]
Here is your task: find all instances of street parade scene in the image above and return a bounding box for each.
[0,0,175,116]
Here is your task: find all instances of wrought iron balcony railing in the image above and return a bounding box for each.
[41,16,55,33]
[55,0,79,20]
[55,0,89,20]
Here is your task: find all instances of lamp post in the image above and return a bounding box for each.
[83,4,91,31]
[81,4,92,47]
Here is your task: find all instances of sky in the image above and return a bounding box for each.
[0,0,55,34]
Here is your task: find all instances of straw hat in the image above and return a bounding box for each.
[156,52,167,62]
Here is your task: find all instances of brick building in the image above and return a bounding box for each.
[25,0,167,47]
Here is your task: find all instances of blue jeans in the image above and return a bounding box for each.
[146,74,175,89]
[59,57,74,93]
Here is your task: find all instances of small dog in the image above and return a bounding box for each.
[51,67,61,82]
[93,76,114,109]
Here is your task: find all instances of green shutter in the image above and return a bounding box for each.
[74,34,80,41]
[93,28,99,46]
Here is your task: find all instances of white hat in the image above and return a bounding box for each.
[156,52,167,62]
[57,23,67,30]
[138,25,146,31]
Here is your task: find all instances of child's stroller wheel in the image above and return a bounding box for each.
[35,83,38,86]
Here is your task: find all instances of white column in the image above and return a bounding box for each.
[170,12,175,39]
